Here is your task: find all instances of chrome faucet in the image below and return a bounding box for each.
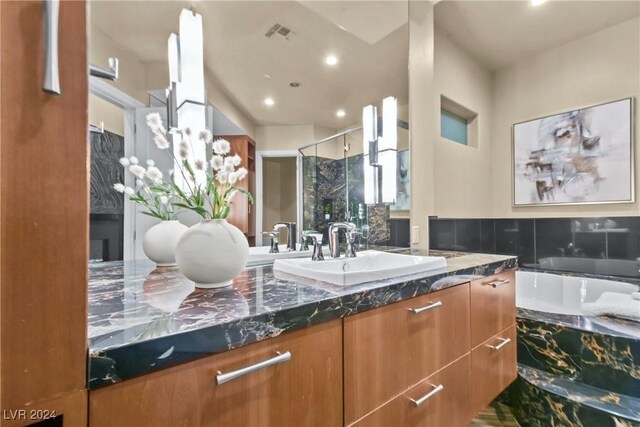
[273,222,297,252]
[302,231,324,261]
[262,231,279,254]
[328,222,359,258]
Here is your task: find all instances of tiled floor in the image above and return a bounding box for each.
[470,402,521,427]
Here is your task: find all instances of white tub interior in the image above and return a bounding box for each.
[516,271,639,316]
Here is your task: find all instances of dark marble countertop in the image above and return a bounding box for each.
[88,249,517,389]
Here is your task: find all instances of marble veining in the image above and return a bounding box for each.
[500,366,640,426]
[88,250,516,388]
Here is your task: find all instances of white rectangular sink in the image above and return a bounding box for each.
[273,250,447,286]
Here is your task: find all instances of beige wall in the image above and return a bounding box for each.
[409,1,436,248]
[90,95,124,135]
[491,17,640,218]
[262,157,297,237]
[433,29,494,218]
[256,125,315,152]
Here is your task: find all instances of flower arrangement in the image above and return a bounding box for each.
[114,113,253,221]
[113,156,177,221]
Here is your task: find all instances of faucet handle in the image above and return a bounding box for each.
[262,231,279,254]
[302,230,319,250]
[304,233,324,261]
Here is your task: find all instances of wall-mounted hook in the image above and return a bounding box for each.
[89,121,104,134]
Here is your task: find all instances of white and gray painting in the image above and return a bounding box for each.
[513,98,632,206]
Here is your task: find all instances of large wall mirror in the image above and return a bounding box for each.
[88,1,409,264]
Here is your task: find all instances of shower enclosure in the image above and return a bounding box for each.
[298,122,410,248]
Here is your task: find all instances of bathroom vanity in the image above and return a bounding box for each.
[87,251,517,427]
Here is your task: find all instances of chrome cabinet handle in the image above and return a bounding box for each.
[487,337,511,351]
[43,0,61,94]
[409,384,444,407]
[90,57,119,81]
[216,351,291,385]
[408,301,442,315]
[485,279,510,288]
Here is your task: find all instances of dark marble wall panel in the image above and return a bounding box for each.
[429,218,456,250]
[390,219,410,247]
[480,219,496,253]
[90,130,124,214]
[367,205,390,244]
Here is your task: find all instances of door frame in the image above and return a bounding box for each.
[255,150,301,246]
[89,77,145,260]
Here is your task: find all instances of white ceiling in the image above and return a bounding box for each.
[90,1,409,129]
[435,0,640,71]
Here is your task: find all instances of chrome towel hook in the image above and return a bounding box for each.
[90,58,119,81]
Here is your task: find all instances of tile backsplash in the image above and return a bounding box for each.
[429,216,640,278]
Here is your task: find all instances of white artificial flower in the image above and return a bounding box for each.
[179,148,189,159]
[146,166,163,183]
[146,159,155,166]
[124,186,136,196]
[210,155,224,171]
[160,195,169,205]
[129,156,139,165]
[216,171,229,184]
[230,154,242,167]
[228,171,239,185]
[223,157,236,172]
[146,112,162,130]
[129,164,146,178]
[119,157,130,167]
[198,129,213,144]
[135,179,144,189]
[113,183,125,193]
[153,134,170,150]
[236,167,248,181]
[212,139,231,155]
[183,127,192,136]
[194,159,205,171]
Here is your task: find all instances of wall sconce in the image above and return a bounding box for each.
[363,96,398,205]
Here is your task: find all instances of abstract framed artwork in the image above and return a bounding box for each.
[513,97,634,207]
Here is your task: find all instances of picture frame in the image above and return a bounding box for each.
[512,97,634,207]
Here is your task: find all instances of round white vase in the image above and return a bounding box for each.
[175,219,249,288]
[142,220,188,267]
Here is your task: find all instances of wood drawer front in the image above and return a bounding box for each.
[352,354,473,427]
[470,270,516,347]
[89,319,343,427]
[344,284,470,424]
[471,325,517,415]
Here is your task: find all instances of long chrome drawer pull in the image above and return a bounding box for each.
[485,279,510,288]
[408,301,443,315]
[487,337,511,351]
[216,351,291,385]
[410,384,444,407]
[43,0,61,94]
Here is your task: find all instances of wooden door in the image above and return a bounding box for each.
[1,1,88,425]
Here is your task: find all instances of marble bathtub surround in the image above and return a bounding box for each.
[87,251,517,388]
[517,309,640,400]
[500,366,640,427]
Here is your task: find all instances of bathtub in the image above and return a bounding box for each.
[537,256,640,277]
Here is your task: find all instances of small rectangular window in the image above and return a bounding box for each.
[441,109,468,145]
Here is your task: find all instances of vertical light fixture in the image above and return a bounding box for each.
[362,97,398,205]
[363,105,378,205]
[167,9,208,189]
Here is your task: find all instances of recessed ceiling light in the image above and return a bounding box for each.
[264,73,272,79]
[530,0,547,6]
[325,55,338,66]
[336,109,346,118]
[289,82,301,88]
[264,97,274,106]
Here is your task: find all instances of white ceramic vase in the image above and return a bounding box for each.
[142,220,188,267]
[175,219,249,288]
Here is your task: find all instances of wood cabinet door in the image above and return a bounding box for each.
[352,355,473,427]
[470,271,516,347]
[471,325,518,415]
[1,0,88,419]
[344,284,470,424]
[90,319,343,427]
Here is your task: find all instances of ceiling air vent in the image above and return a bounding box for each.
[265,24,293,41]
